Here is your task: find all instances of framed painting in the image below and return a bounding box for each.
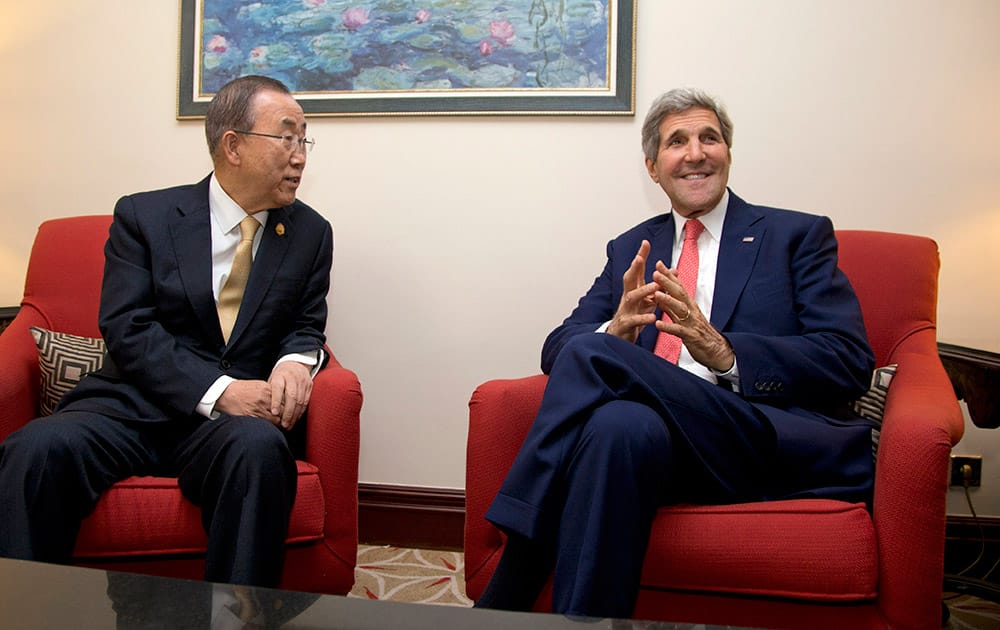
[177,0,635,118]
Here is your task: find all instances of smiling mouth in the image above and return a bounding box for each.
[682,173,709,180]
[284,176,301,185]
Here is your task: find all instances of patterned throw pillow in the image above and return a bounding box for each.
[853,364,898,462]
[30,327,106,416]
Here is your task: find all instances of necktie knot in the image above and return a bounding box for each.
[239,215,260,242]
[683,218,705,243]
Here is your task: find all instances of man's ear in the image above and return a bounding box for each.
[221,131,241,165]
[645,157,659,183]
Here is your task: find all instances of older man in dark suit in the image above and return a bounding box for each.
[476,88,877,617]
[0,75,332,587]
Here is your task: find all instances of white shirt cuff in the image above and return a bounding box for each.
[198,375,235,419]
[711,359,740,392]
[276,348,322,376]
[197,349,323,419]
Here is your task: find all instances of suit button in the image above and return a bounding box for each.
[755,382,765,391]
[221,359,231,370]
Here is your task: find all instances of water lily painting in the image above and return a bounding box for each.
[178,0,635,117]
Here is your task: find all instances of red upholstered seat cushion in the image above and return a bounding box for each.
[74,460,325,558]
[642,499,877,601]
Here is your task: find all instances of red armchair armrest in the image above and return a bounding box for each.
[465,373,547,599]
[306,350,363,585]
[871,330,964,628]
[0,309,48,442]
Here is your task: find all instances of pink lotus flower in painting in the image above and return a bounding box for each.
[479,40,493,56]
[248,46,268,69]
[342,6,370,30]
[489,20,515,46]
[303,0,325,7]
[415,9,431,24]
[207,34,228,53]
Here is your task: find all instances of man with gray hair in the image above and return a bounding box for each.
[0,75,332,588]
[476,88,876,617]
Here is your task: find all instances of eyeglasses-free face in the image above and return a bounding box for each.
[233,129,316,154]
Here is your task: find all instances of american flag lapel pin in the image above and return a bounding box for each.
[275,223,286,236]
[742,236,755,243]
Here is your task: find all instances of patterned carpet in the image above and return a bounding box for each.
[944,576,1000,629]
[944,593,1000,629]
[348,546,1000,628]
[347,545,472,607]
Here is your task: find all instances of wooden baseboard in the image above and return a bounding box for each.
[944,515,1000,578]
[947,515,1000,542]
[358,483,465,551]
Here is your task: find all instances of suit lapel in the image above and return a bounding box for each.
[169,178,221,343]
[226,206,293,344]
[711,193,766,331]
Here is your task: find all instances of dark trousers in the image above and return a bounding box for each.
[484,333,874,617]
[0,409,297,587]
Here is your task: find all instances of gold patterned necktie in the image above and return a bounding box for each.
[217,215,260,343]
[653,218,704,363]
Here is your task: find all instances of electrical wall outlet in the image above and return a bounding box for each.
[950,455,983,487]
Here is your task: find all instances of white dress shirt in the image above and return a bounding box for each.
[195,174,321,419]
[601,190,739,388]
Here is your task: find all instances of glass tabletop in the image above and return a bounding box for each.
[0,557,749,629]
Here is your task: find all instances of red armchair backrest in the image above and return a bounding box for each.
[835,230,939,367]
[20,215,111,338]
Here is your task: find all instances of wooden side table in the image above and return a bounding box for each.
[938,343,1000,429]
[0,306,18,335]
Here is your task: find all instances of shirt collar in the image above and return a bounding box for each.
[209,173,268,233]
[671,189,729,245]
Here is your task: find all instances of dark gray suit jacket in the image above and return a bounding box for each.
[59,175,333,424]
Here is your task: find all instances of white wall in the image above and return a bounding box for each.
[1,1,998,513]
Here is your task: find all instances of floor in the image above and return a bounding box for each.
[347,545,1000,628]
[347,545,471,607]
[943,575,1000,629]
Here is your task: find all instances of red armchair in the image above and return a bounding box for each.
[465,230,964,629]
[0,215,360,595]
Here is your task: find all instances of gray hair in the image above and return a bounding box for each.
[640,88,733,161]
[205,75,292,158]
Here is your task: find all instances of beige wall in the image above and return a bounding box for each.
[1,1,998,511]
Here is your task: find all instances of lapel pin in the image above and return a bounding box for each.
[742,236,755,243]
[275,223,286,236]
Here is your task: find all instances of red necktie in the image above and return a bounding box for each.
[653,219,704,363]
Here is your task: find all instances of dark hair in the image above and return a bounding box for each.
[204,75,292,158]
[640,88,733,161]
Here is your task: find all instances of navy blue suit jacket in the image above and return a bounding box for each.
[543,191,874,413]
[59,175,333,424]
